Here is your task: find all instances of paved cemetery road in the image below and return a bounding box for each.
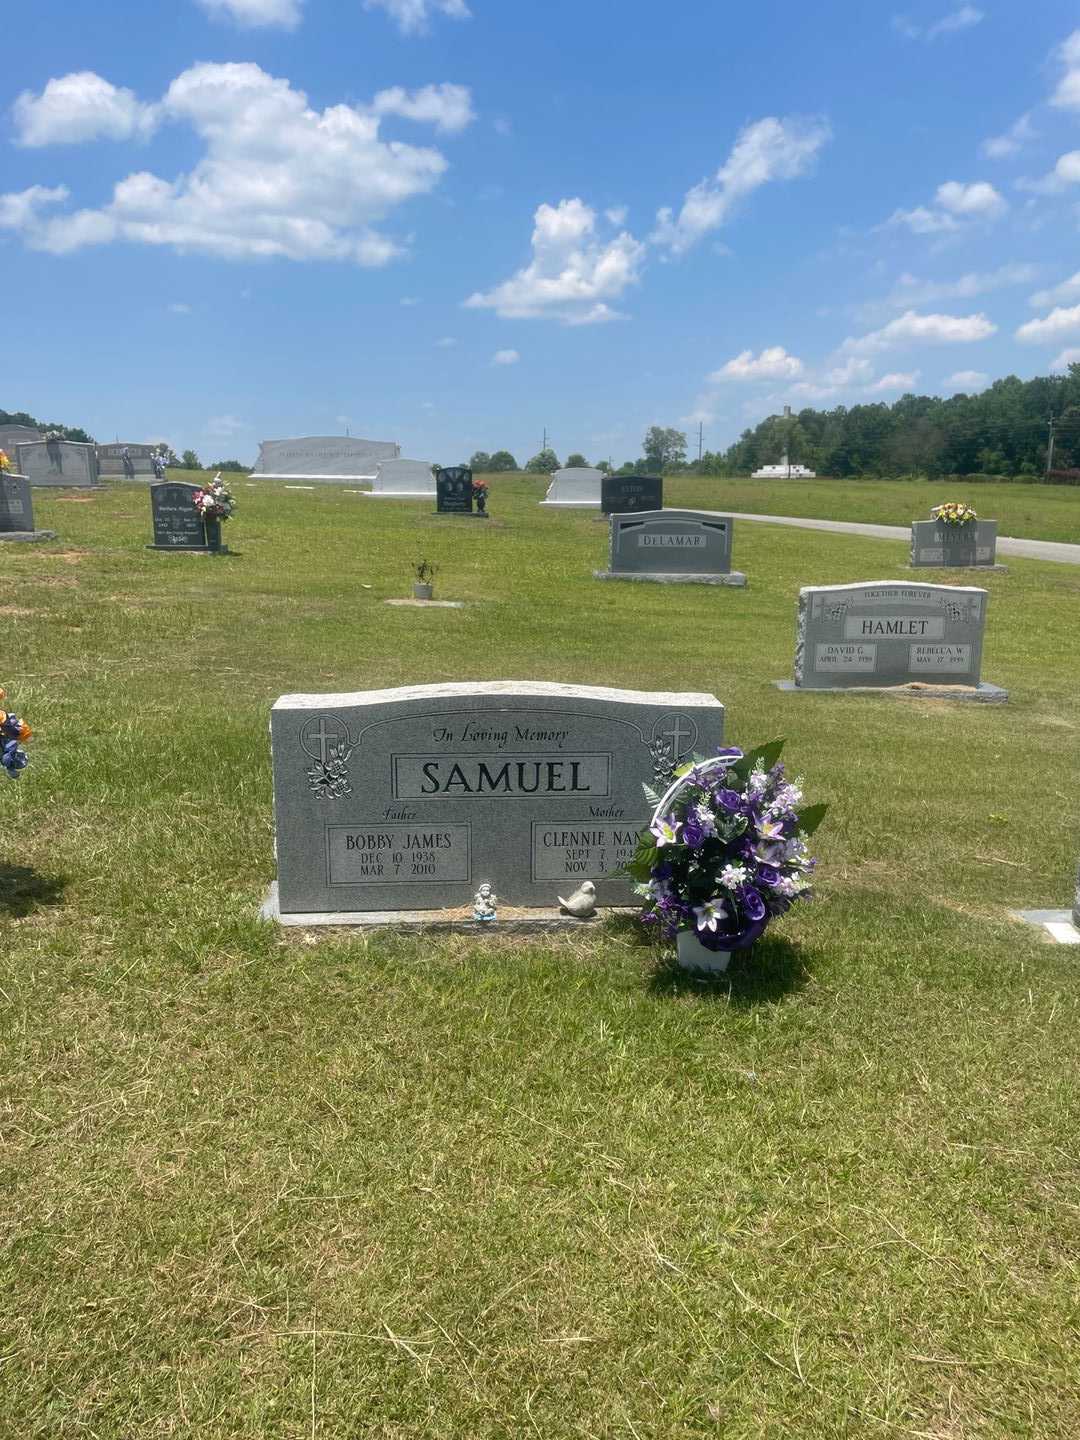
[726,512,1080,566]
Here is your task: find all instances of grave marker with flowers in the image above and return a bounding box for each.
[148,477,234,553]
[911,503,1001,569]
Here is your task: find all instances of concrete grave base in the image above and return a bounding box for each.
[774,679,1009,703]
[383,598,465,609]
[904,564,1009,574]
[261,883,636,934]
[594,569,747,587]
[540,501,600,509]
[146,544,232,554]
[1013,910,1080,945]
[0,529,57,543]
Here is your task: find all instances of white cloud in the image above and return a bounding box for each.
[196,0,304,26]
[168,302,192,314]
[400,295,421,306]
[936,180,1006,218]
[363,0,471,36]
[205,413,248,437]
[464,198,646,325]
[1050,348,1080,371]
[710,346,804,382]
[1051,29,1080,111]
[893,6,984,41]
[652,115,830,256]
[1030,271,1080,309]
[492,349,519,365]
[944,370,990,390]
[605,206,628,226]
[867,263,1036,315]
[1,62,467,266]
[842,310,997,353]
[867,370,919,393]
[371,83,474,135]
[13,72,158,146]
[1016,304,1080,343]
[982,113,1037,159]
[435,336,457,347]
[0,184,69,231]
[1017,150,1080,196]
[887,205,959,235]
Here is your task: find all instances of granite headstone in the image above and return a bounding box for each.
[0,425,42,462]
[597,509,746,585]
[783,580,1004,697]
[541,467,604,508]
[253,436,400,482]
[367,458,436,498]
[910,519,999,568]
[268,681,725,917]
[98,443,157,478]
[148,481,218,550]
[16,440,100,487]
[0,473,33,533]
[601,474,663,515]
[435,466,474,514]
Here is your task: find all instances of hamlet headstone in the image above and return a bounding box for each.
[148,481,215,550]
[16,440,100,487]
[435,466,474,514]
[267,681,725,919]
[779,580,1005,700]
[597,509,746,585]
[601,474,663,515]
[541,467,604,508]
[911,519,1000,568]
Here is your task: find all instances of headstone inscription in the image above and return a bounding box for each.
[778,580,1006,701]
[16,440,100,487]
[541,467,604,508]
[910,519,1000,568]
[596,509,746,586]
[148,482,222,551]
[267,681,726,920]
[98,443,156,478]
[601,474,663,515]
[253,436,400,482]
[435,466,474,514]
[366,458,436,499]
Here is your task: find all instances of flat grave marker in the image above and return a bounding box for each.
[596,509,746,586]
[265,681,725,923]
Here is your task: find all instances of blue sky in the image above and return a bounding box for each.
[3,0,1080,466]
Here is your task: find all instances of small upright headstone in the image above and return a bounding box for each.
[601,474,663,515]
[148,481,223,551]
[435,466,474,514]
[0,472,54,542]
[911,518,1000,568]
[776,580,1006,701]
[596,509,746,586]
[265,681,725,922]
[541,467,604,508]
[367,458,436,499]
[16,440,100,487]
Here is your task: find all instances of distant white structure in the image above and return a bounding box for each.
[752,452,816,479]
[540,466,604,507]
[366,458,436,498]
[253,435,400,482]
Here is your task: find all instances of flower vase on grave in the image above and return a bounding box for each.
[204,517,223,552]
[676,929,732,974]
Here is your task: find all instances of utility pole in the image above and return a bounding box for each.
[1046,415,1056,479]
[697,421,703,464]
[542,427,548,455]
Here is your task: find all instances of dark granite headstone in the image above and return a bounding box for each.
[435,466,474,514]
[601,474,663,515]
[269,681,725,915]
[148,482,215,550]
[0,473,33,533]
[910,519,999,568]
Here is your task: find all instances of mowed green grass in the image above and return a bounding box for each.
[2,473,1079,1439]
[668,473,1080,545]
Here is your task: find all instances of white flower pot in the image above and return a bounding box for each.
[676,929,731,974]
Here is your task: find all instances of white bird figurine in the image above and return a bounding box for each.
[558,880,597,918]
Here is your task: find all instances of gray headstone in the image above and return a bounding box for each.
[253,436,400,482]
[436,466,474,513]
[541,467,604,507]
[0,473,33,533]
[367,458,436,498]
[911,519,998,567]
[270,681,725,914]
[793,580,988,689]
[601,475,663,515]
[16,440,100,487]
[149,482,210,549]
[0,425,42,461]
[606,509,737,577]
[97,443,157,478]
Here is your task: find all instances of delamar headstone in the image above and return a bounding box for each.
[435,466,474,514]
[911,518,1000,569]
[265,681,725,922]
[253,435,400,482]
[777,580,1006,702]
[541,467,604,508]
[148,481,224,552]
[596,509,746,586]
[601,474,663,515]
[98,443,157,478]
[0,472,55,542]
[16,440,100,487]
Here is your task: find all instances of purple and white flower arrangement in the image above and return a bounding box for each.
[623,741,826,953]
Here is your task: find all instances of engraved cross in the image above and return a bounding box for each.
[660,714,693,757]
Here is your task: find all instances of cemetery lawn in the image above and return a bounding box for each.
[4,473,1080,1440]
[685,473,1080,545]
